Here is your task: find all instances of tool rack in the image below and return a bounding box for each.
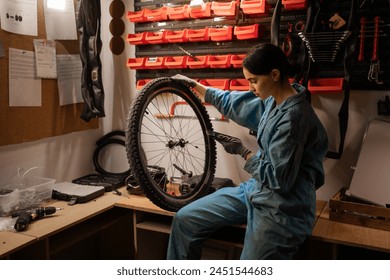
[127,0,390,92]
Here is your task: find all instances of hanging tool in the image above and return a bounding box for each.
[282,23,293,58]
[368,16,383,84]
[358,17,366,62]
[11,206,63,232]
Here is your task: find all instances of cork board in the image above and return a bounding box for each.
[0,0,98,147]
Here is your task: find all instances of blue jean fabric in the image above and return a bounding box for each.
[167,181,307,260]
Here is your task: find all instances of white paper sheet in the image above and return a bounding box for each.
[43,0,78,40]
[0,0,38,36]
[56,54,83,106]
[33,39,57,79]
[9,48,42,107]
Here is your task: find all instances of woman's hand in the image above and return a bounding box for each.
[210,131,251,159]
[171,74,207,98]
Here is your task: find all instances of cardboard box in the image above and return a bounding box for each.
[329,188,390,231]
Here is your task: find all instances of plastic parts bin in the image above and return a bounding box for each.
[189,2,212,18]
[209,26,233,41]
[199,79,230,90]
[136,79,152,89]
[187,28,210,42]
[207,55,232,68]
[229,79,249,90]
[127,10,146,22]
[145,31,168,44]
[164,56,189,68]
[0,176,55,217]
[234,24,259,40]
[230,54,246,68]
[167,5,190,20]
[127,32,148,45]
[165,29,189,43]
[308,78,344,94]
[187,55,209,68]
[282,0,307,10]
[211,1,237,16]
[240,0,267,14]
[144,57,166,69]
[127,57,146,69]
[144,7,168,22]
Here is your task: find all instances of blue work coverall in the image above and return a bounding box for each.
[167,84,329,259]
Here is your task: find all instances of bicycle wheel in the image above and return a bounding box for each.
[125,77,216,212]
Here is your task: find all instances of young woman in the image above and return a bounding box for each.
[168,43,328,259]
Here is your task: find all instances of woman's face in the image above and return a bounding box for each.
[243,68,277,100]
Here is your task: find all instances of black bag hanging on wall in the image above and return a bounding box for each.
[77,0,105,122]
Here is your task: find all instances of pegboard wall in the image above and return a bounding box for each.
[126,0,390,91]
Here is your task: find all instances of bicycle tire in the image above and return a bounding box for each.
[125,77,216,212]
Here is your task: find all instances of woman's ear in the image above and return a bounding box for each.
[271,69,280,82]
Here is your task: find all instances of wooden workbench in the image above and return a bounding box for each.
[1,190,389,259]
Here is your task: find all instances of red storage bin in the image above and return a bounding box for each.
[145,31,167,44]
[127,10,146,22]
[189,2,212,18]
[167,5,190,20]
[144,57,166,69]
[127,57,146,70]
[230,54,246,68]
[234,24,259,40]
[199,79,230,90]
[282,0,307,10]
[240,0,267,14]
[229,79,249,90]
[164,56,189,69]
[187,28,210,42]
[187,56,209,69]
[209,26,233,41]
[211,1,237,16]
[136,79,152,90]
[144,7,168,22]
[308,78,344,94]
[165,29,189,43]
[127,32,148,45]
[206,55,232,68]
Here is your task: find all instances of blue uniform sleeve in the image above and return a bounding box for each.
[244,112,305,193]
[204,87,263,131]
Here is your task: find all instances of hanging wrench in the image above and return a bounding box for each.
[358,17,366,62]
[368,16,383,84]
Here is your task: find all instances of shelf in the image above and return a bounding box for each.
[136,220,172,234]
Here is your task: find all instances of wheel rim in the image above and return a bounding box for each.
[126,78,216,211]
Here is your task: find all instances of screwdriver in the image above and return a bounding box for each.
[12,206,63,232]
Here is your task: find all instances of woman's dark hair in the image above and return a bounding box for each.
[242,43,290,82]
